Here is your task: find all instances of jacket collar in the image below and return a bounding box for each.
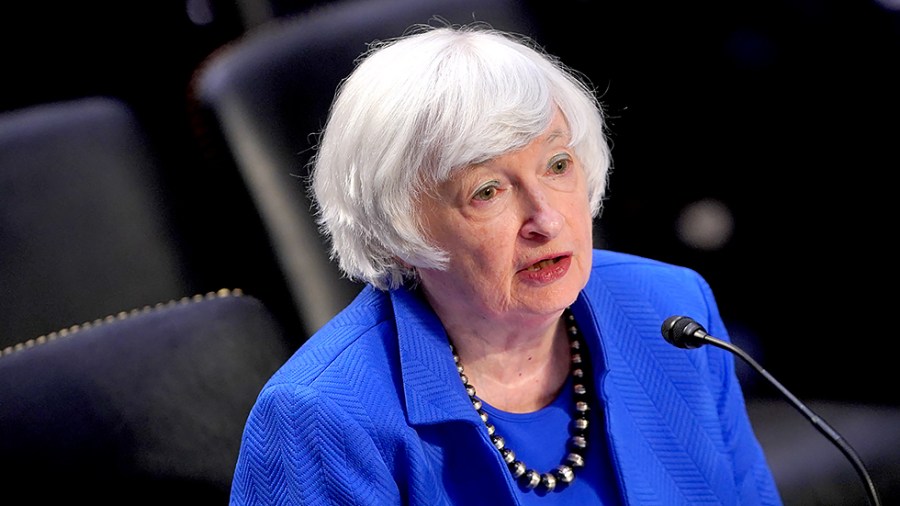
[390,286,484,427]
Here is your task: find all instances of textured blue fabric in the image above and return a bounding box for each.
[230,250,783,505]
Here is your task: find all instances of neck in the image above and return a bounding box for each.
[449,315,570,413]
[451,307,592,492]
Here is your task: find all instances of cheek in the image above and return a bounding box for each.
[451,230,504,268]
[573,192,594,228]
[441,222,517,278]
[423,208,465,250]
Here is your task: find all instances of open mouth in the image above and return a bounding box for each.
[526,256,563,272]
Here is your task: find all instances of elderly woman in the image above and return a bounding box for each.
[230,24,782,505]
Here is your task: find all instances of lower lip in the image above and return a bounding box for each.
[517,256,572,284]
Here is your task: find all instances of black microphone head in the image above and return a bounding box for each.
[661,315,708,349]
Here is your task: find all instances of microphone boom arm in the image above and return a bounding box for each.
[697,332,882,506]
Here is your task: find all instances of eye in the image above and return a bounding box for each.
[472,181,500,201]
[548,153,572,175]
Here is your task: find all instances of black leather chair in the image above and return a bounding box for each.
[188,0,538,341]
[0,97,195,349]
[0,289,293,504]
[229,0,330,29]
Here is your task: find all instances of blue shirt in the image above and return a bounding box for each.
[481,375,621,505]
[230,249,783,505]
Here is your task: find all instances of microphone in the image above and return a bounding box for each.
[661,315,882,506]
[661,314,710,349]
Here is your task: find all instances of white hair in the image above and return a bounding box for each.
[310,23,611,290]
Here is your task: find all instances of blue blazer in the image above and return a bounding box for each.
[230,250,782,505]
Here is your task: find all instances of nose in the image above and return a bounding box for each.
[519,185,564,241]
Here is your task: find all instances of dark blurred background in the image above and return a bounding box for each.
[0,0,900,403]
[3,0,898,402]
[2,0,898,503]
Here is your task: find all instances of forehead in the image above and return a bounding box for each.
[459,110,572,174]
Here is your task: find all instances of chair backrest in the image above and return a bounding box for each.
[230,0,328,29]
[0,289,293,503]
[189,0,539,340]
[0,97,195,349]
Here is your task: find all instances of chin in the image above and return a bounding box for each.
[520,283,583,316]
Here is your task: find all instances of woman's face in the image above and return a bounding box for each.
[417,110,594,326]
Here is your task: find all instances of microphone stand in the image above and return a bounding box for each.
[700,333,882,506]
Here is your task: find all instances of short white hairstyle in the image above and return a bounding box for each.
[310,23,611,290]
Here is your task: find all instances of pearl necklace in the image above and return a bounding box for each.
[450,308,591,492]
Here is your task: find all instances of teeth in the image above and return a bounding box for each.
[527,258,556,271]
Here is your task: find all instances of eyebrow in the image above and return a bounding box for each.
[462,127,572,173]
[545,128,571,144]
